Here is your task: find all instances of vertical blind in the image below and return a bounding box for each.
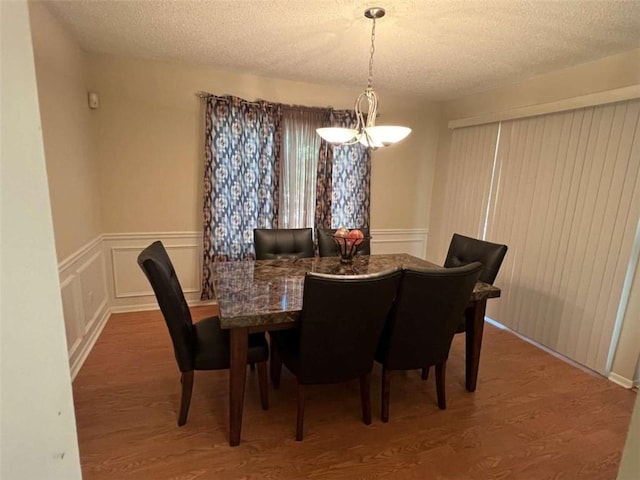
[442,99,640,375]
[434,123,500,257]
[486,100,640,374]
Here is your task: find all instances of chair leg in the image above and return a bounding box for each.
[256,361,269,410]
[296,383,306,441]
[435,361,446,410]
[359,372,372,425]
[178,371,194,426]
[270,345,282,389]
[421,367,430,380]
[381,367,391,423]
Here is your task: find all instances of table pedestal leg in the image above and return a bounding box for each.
[229,327,248,446]
[465,298,487,392]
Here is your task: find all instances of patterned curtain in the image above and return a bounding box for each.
[201,95,281,299]
[329,110,371,229]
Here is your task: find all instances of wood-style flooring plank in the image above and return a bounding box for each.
[73,307,636,479]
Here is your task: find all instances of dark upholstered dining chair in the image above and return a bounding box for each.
[137,241,269,426]
[317,228,371,257]
[444,233,508,289]
[253,228,314,260]
[270,268,402,441]
[375,262,482,421]
[445,233,508,330]
[419,233,508,381]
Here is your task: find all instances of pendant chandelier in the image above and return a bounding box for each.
[317,7,411,149]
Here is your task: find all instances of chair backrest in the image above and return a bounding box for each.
[137,241,195,372]
[254,228,314,260]
[317,228,371,257]
[444,233,507,284]
[377,262,483,370]
[297,268,402,384]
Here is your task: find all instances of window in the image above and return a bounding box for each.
[200,94,371,299]
[279,107,324,229]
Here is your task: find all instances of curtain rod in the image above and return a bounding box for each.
[196,91,264,106]
[195,91,337,112]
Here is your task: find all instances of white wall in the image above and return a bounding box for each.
[29,1,110,380]
[0,1,82,478]
[86,53,439,234]
[617,390,640,479]
[29,0,103,262]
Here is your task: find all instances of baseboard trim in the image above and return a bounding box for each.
[70,306,110,380]
[109,299,217,315]
[608,372,639,389]
[69,298,217,378]
[83,297,108,335]
[488,318,597,377]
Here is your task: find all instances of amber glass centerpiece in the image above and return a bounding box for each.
[332,233,368,264]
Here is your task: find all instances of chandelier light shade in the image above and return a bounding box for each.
[316,127,359,144]
[317,7,411,149]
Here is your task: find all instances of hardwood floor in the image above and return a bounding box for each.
[73,306,636,479]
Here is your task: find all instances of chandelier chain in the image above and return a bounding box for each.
[315,7,411,148]
[367,17,376,89]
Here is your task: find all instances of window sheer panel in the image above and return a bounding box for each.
[485,99,640,374]
[435,123,499,259]
[279,108,324,229]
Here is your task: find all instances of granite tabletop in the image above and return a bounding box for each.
[210,253,501,329]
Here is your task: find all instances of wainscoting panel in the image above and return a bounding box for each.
[59,275,82,358]
[370,228,429,259]
[77,251,108,334]
[58,236,110,378]
[103,232,203,312]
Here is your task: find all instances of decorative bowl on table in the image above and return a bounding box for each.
[332,228,370,264]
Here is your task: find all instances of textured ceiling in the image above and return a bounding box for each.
[44,0,640,100]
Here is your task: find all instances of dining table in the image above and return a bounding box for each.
[210,253,501,446]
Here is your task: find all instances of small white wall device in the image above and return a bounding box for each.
[88,92,100,109]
